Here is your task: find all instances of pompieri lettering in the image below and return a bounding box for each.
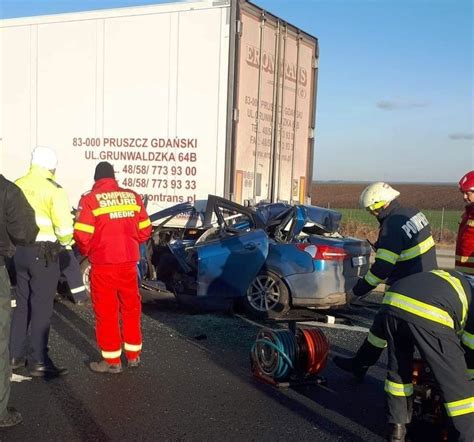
[401,212,429,239]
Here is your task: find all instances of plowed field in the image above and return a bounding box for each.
[311,182,462,211]
[310,182,462,246]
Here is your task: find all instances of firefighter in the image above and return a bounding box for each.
[366,270,474,441]
[73,162,152,373]
[10,146,73,377]
[334,182,437,380]
[455,170,474,275]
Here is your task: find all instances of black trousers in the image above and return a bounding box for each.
[382,313,474,441]
[352,311,387,368]
[0,266,11,417]
[10,245,60,364]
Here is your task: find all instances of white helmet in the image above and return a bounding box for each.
[31,146,57,170]
[359,182,400,211]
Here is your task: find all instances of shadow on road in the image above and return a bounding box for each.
[141,298,386,440]
[52,300,98,361]
[6,295,387,440]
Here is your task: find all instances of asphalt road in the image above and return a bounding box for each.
[1,292,399,442]
[436,247,455,271]
[2,247,455,441]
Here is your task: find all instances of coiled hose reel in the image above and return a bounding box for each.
[251,326,330,383]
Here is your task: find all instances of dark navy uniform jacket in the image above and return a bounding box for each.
[379,270,474,377]
[353,200,437,297]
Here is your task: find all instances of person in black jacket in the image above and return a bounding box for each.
[374,270,474,441]
[334,182,438,379]
[0,174,38,427]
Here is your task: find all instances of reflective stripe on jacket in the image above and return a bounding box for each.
[381,270,471,335]
[15,165,73,245]
[73,178,152,264]
[353,201,437,297]
[381,269,474,376]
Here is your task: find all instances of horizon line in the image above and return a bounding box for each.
[313,180,457,185]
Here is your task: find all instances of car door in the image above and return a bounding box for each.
[195,196,269,298]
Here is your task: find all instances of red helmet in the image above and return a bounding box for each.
[459,171,474,192]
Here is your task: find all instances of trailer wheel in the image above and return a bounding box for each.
[242,270,290,319]
[80,258,91,298]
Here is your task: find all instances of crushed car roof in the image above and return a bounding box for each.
[149,197,342,234]
[254,203,342,234]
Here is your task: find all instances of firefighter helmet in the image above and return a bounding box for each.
[459,171,474,192]
[359,182,400,211]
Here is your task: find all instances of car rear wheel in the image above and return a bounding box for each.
[80,258,91,298]
[243,270,290,319]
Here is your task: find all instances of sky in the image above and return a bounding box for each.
[1,0,473,183]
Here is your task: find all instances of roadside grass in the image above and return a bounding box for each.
[336,208,460,247]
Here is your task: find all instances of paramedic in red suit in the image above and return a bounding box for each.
[73,162,152,373]
[456,170,474,276]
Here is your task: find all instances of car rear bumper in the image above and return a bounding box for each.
[284,262,359,306]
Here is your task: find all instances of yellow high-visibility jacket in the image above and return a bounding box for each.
[15,165,73,245]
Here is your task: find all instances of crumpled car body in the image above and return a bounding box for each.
[147,195,371,317]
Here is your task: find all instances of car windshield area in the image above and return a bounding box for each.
[203,195,255,234]
[149,203,207,246]
[217,206,253,233]
[273,205,343,243]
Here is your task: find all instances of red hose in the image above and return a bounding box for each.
[300,328,330,375]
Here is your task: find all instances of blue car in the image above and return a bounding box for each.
[146,195,371,318]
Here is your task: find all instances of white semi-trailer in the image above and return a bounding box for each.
[0,0,318,213]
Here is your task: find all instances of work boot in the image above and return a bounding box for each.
[387,423,406,441]
[333,355,368,381]
[89,360,122,374]
[127,357,141,369]
[10,357,26,370]
[28,362,69,378]
[0,407,22,428]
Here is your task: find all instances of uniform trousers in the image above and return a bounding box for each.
[10,245,60,364]
[351,310,388,368]
[90,263,142,364]
[0,265,11,417]
[381,313,474,441]
[59,249,87,303]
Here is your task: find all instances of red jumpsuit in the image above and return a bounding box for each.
[73,178,152,364]
[455,204,474,275]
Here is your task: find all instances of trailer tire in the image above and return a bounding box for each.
[80,258,91,298]
[242,270,290,319]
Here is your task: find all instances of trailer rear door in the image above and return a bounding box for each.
[231,2,318,205]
